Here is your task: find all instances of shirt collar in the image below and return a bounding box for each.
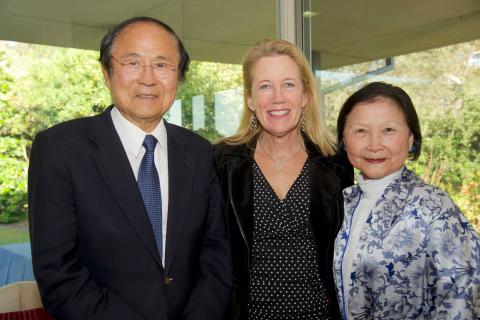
[356,167,403,199]
[111,106,167,158]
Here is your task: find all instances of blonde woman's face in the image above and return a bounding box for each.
[247,55,308,138]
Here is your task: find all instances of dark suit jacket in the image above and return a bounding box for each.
[213,137,353,320]
[28,107,232,320]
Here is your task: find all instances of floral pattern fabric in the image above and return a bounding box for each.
[333,167,480,320]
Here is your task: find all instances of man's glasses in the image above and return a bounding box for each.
[111,56,177,78]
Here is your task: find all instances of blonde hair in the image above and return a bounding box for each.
[220,39,336,156]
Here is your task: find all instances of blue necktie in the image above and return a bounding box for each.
[138,135,163,259]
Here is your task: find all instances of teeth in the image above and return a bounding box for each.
[138,95,156,98]
[269,110,289,116]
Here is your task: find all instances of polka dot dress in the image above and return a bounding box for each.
[248,160,331,320]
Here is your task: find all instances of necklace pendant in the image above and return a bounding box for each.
[275,160,281,172]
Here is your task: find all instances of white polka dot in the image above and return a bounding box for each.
[248,161,331,319]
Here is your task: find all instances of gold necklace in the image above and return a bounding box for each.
[258,139,303,172]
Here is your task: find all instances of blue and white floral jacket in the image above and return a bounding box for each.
[333,167,480,320]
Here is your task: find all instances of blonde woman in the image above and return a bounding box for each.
[214,39,352,320]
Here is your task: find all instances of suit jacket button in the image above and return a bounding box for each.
[165,276,173,285]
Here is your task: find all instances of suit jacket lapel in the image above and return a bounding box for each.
[89,107,163,268]
[164,122,195,273]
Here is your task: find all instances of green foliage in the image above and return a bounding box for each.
[178,61,242,130]
[324,40,480,231]
[0,43,111,223]
[0,39,478,233]
[0,50,27,223]
[0,51,15,137]
[0,43,242,225]
[9,44,110,140]
[407,49,480,231]
[0,137,28,223]
[455,171,480,228]
[194,128,224,141]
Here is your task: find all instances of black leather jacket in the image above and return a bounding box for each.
[213,137,353,320]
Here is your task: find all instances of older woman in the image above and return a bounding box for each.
[213,39,352,319]
[333,82,480,319]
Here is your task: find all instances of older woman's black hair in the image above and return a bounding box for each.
[99,16,190,81]
[337,82,422,160]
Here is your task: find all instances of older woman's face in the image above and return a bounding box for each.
[247,55,308,138]
[343,98,413,180]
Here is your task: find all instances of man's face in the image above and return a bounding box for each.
[103,21,180,132]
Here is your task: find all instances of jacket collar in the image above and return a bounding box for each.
[89,106,164,269]
[343,166,415,229]
[223,135,343,250]
[88,107,196,272]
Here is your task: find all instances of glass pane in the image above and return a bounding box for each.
[0,0,279,287]
[305,1,480,231]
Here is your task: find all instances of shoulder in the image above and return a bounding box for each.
[401,171,480,277]
[212,141,231,155]
[33,113,102,146]
[309,147,354,189]
[165,122,211,150]
[30,113,109,168]
[213,142,250,160]
[398,168,463,221]
[212,142,252,176]
[213,141,248,154]
[328,151,354,188]
[402,169,454,205]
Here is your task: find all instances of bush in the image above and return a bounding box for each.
[453,171,480,232]
[0,188,27,223]
[0,139,28,223]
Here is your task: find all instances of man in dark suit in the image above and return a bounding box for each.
[28,16,232,320]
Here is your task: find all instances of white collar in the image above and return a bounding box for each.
[111,106,167,158]
[356,167,403,199]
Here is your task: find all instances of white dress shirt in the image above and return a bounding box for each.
[342,168,402,308]
[111,106,169,263]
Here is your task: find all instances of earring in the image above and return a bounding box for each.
[301,110,306,132]
[408,145,415,153]
[249,112,258,131]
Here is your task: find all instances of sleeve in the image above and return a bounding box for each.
[28,131,146,320]
[182,145,233,320]
[426,194,480,319]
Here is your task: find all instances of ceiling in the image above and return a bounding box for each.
[0,0,479,70]
[310,0,480,69]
